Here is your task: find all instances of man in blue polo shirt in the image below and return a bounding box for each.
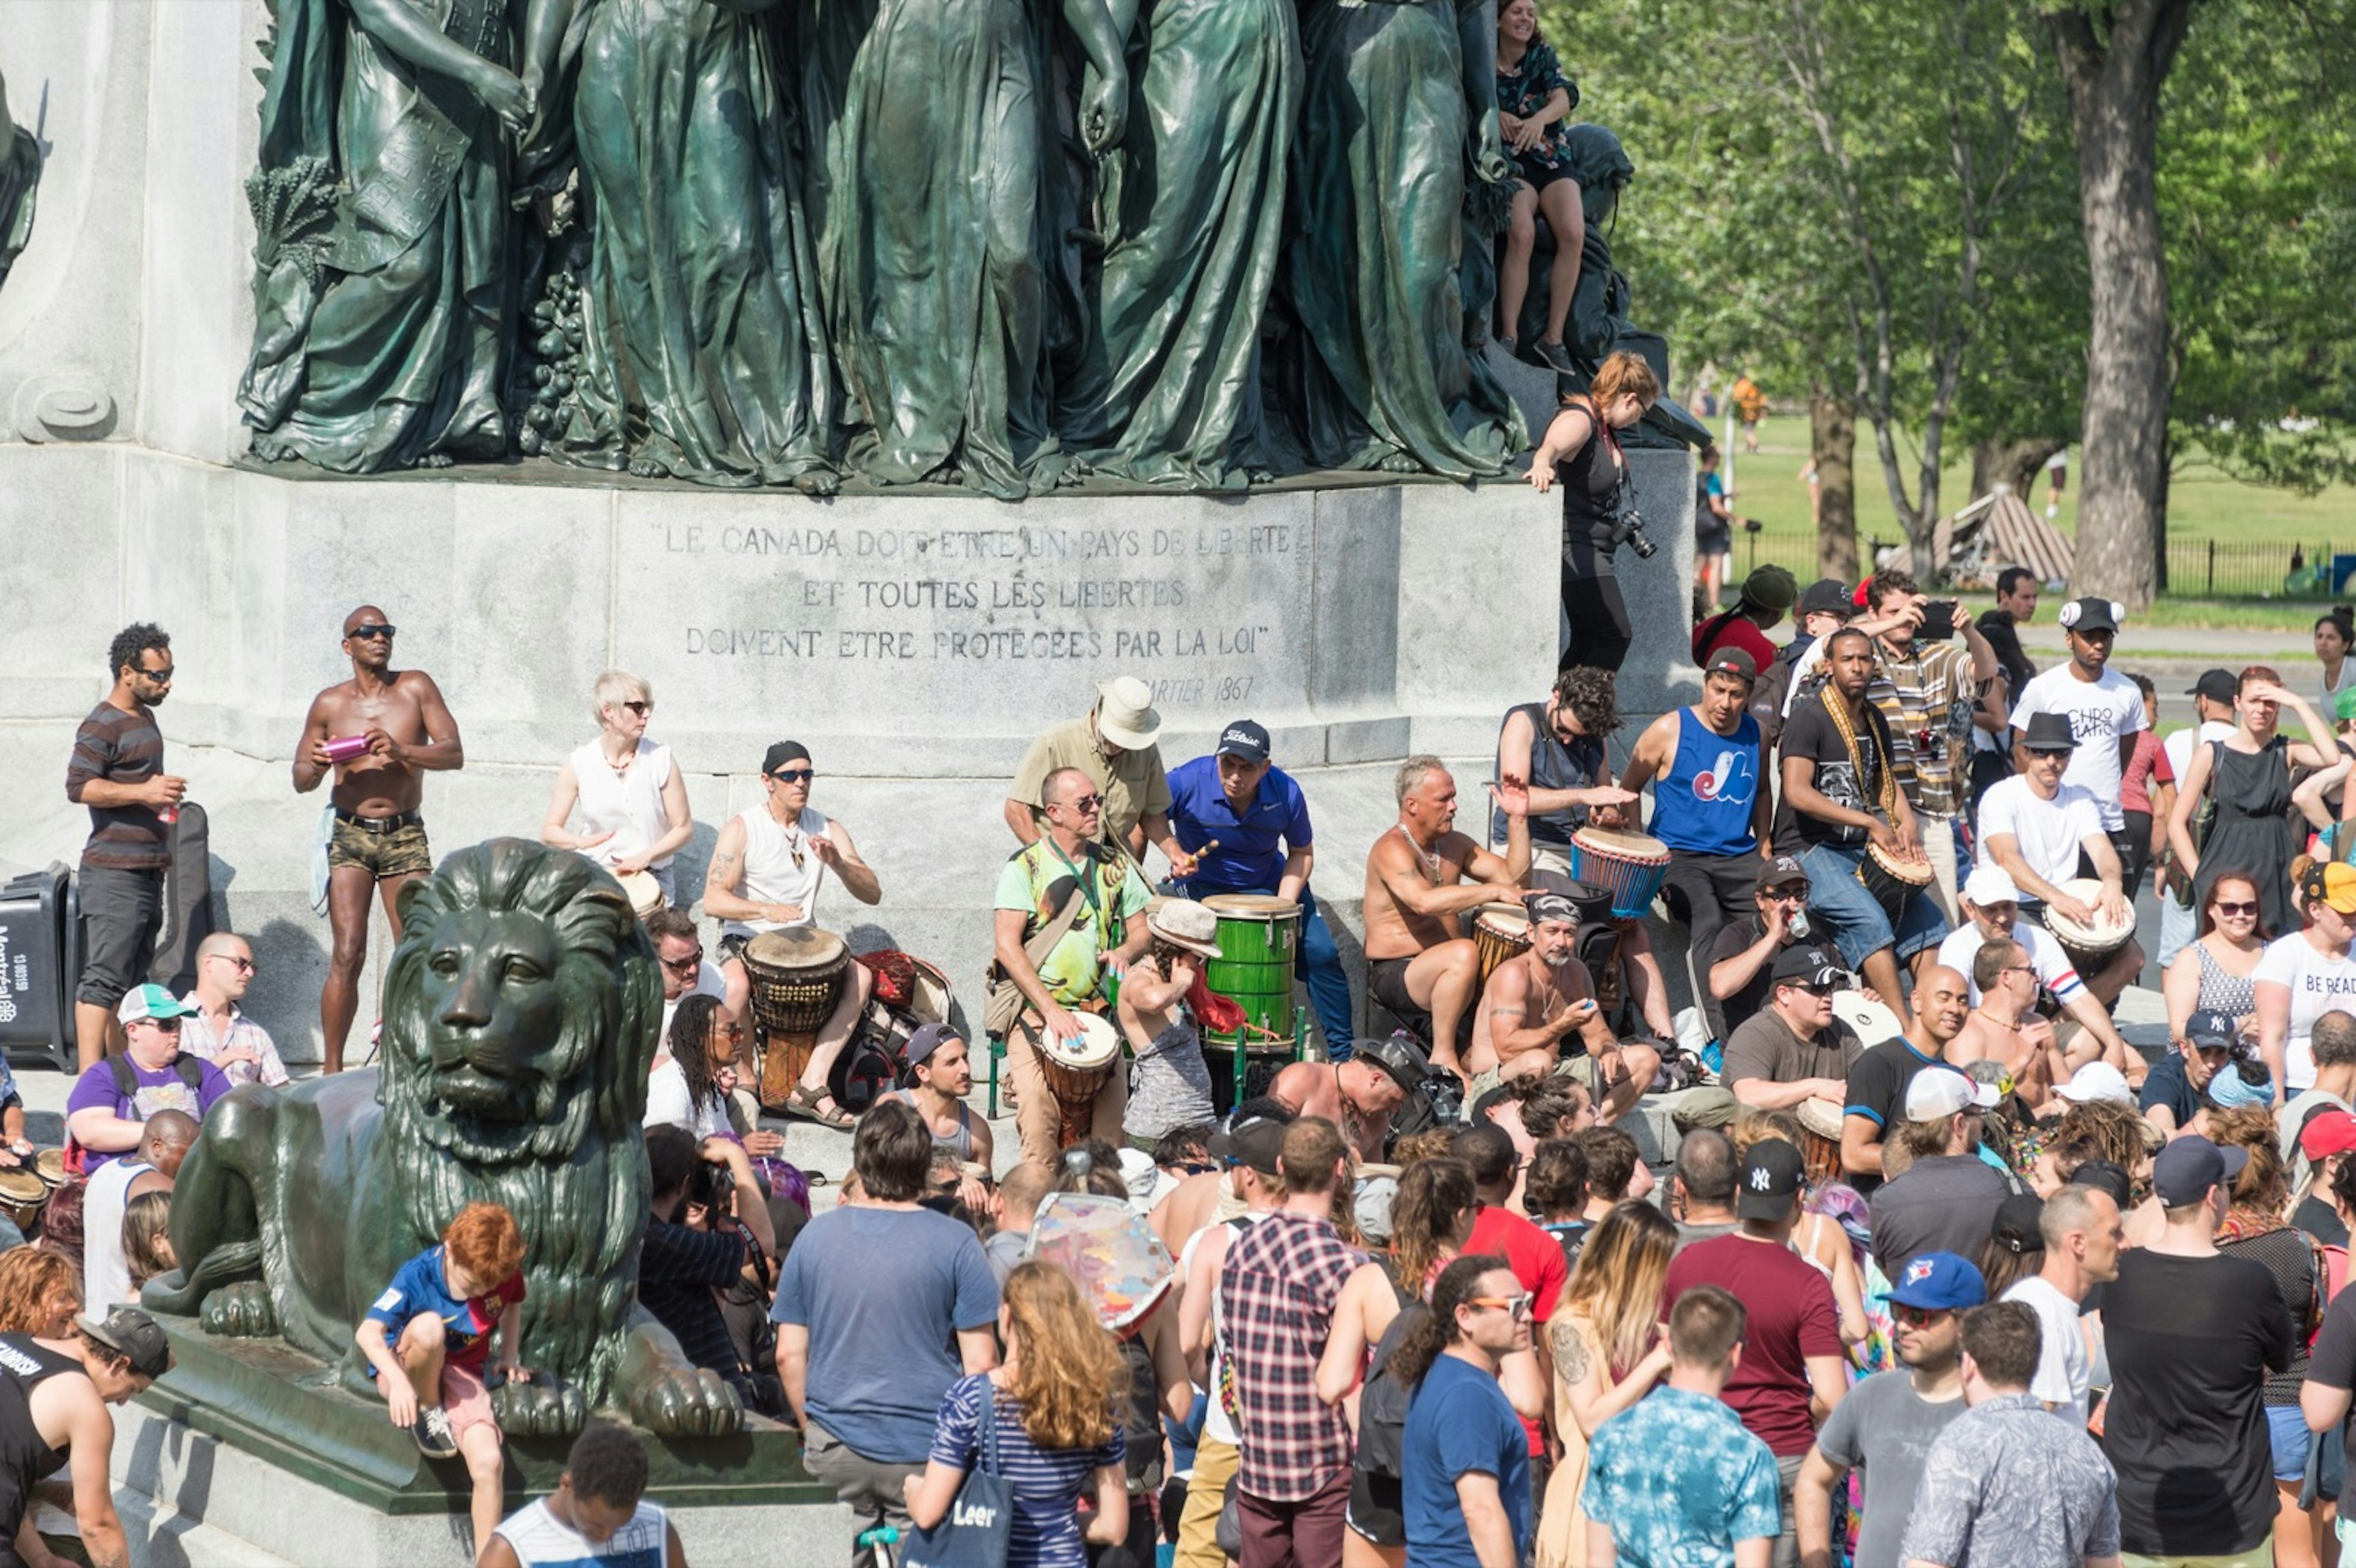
[1167,720,1354,1059]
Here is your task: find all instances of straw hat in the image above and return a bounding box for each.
[1147,899,1223,959]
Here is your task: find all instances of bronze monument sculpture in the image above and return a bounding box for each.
[144,839,743,1438]
[0,63,36,290]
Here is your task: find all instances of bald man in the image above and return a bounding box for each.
[180,932,289,1088]
[85,1109,195,1314]
[293,605,464,1072]
[1841,964,1972,1186]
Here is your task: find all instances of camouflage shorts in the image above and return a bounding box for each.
[327,815,432,879]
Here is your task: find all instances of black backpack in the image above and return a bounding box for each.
[1353,1285,1428,1484]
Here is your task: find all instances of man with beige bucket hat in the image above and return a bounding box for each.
[1007,675,1201,880]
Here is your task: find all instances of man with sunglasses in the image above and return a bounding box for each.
[1007,676,1198,879]
[293,605,466,1072]
[1722,947,1861,1115]
[1934,863,2129,1075]
[67,621,183,1071]
[1400,1258,1534,1568]
[706,740,883,1129]
[1975,710,2142,1014]
[1709,856,1815,1041]
[646,908,725,1039]
[178,932,289,1088]
[64,985,231,1170]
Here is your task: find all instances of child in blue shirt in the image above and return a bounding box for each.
[359,1201,531,1561]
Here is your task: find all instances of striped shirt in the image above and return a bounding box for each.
[928,1374,1125,1568]
[66,701,170,870]
[1218,1210,1362,1501]
[177,1003,291,1088]
[1865,640,1977,819]
[491,1497,667,1566]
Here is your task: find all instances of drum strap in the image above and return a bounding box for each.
[1820,690,1896,820]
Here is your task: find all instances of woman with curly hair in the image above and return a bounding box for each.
[1531,1201,1673,1567]
[906,1260,1130,1566]
[644,995,778,1159]
[0,1247,80,1339]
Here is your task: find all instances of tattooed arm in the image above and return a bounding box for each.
[1552,1313,1672,1440]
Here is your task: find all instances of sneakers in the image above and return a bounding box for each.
[412,1405,458,1459]
[1534,339,1576,374]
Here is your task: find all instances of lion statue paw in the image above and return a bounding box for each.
[199,1281,278,1338]
[626,1364,743,1439]
[491,1374,587,1439]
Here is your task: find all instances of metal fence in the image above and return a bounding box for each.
[1722,524,2350,602]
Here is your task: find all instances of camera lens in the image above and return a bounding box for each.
[1626,528,1659,560]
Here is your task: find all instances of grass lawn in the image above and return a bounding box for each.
[1706,412,2356,629]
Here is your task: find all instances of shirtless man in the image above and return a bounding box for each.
[293,606,464,1072]
[1268,1033,1428,1166]
[0,1307,171,1568]
[1465,890,1659,1122]
[1949,939,2071,1107]
[1361,755,1530,1085]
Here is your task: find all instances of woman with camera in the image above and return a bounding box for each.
[1526,351,1658,674]
[639,1124,782,1416]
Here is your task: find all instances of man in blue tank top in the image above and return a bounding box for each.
[1619,648,1777,1010]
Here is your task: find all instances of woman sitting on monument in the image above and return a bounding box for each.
[539,669,695,907]
[1527,350,1659,674]
[647,996,786,1161]
[1495,0,1585,374]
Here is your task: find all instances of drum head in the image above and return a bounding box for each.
[1571,827,1671,860]
[1042,1011,1122,1070]
[1203,894,1298,920]
[2046,880,2133,949]
[617,869,664,918]
[744,927,847,971]
[1795,1096,1847,1142]
[1476,903,1531,937]
[32,1150,64,1188]
[0,1170,42,1205]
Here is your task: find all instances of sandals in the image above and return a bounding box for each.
[782,1083,855,1130]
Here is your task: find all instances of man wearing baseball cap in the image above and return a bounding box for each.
[1723,945,1862,1117]
[2292,1105,2356,1247]
[0,1304,172,1568]
[1866,1067,2008,1278]
[1164,718,1354,1059]
[64,984,231,1170]
[2101,1135,2292,1565]
[2138,1007,2245,1139]
[1661,1139,1846,1562]
[1796,1251,1980,1568]
[1933,861,2130,1069]
[1619,645,1778,1015]
[2006,595,2144,844]
[881,1023,995,1175]
[1705,857,1815,1041]
[1746,579,1854,748]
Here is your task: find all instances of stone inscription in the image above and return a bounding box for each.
[661,518,1306,710]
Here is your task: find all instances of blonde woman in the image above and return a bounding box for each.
[541,669,695,904]
[1534,1201,1675,1567]
[906,1260,1129,1567]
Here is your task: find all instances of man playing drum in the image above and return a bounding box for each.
[1723,945,1863,1114]
[1934,863,2133,1077]
[1617,647,1777,993]
[1777,628,1950,1010]
[1464,891,1660,1122]
[705,741,884,1130]
[1362,757,1531,1088]
[1166,719,1355,1059]
[1269,1033,1428,1166]
[992,767,1149,1165]
[1974,712,2143,1007]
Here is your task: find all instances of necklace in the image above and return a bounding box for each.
[1393,823,1442,881]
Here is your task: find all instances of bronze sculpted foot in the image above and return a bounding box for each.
[492,1374,588,1438]
[617,1320,743,1437]
[200,1281,279,1339]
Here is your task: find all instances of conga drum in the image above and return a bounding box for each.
[1857,843,1934,926]
[1201,895,1301,1047]
[0,1169,45,1234]
[1565,828,1673,918]
[1473,904,1531,984]
[2042,878,2136,976]
[741,928,849,1112]
[1035,1012,1122,1150]
[33,1150,66,1193]
[1795,1097,1847,1186]
[617,869,665,922]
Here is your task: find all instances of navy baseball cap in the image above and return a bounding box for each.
[1884,1251,1989,1312]
[1735,1139,1806,1220]
[1215,720,1271,764]
[2152,1135,2248,1208]
[2184,1010,2239,1051]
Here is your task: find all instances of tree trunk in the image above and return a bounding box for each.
[2047,0,2196,611]
[1970,437,2066,504]
[1812,391,1859,582]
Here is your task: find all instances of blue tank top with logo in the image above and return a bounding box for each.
[1652,707,1761,857]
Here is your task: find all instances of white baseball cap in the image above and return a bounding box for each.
[1904,1066,2001,1122]
[1963,864,2021,907]
[2054,1061,2135,1106]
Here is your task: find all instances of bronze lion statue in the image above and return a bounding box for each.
[144,839,742,1437]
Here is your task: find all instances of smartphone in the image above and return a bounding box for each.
[1919,599,1959,640]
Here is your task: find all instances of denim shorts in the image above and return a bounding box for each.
[2271,1404,2312,1482]
[1796,842,1951,973]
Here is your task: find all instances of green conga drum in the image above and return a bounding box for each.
[1201,894,1300,1045]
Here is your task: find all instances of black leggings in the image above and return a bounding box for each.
[1561,548,1632,672]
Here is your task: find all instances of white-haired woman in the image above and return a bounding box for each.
[541,669,695,902]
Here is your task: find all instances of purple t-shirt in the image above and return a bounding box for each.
[66,1054,230,1166]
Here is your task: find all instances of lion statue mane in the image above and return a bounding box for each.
[145,838,741,1436]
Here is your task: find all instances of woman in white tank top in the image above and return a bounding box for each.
[540,670,695,902]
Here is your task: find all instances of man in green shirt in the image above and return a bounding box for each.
[993,766,1150,1164]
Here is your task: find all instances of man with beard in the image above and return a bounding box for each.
[1934,863,2130,1069]
[1269,1034,1428,1166]
[1776,629,1949,1007]
[1947,940,2070,1107]
[2006,596,2146,855]
[292,607,466,1072]
[1841,965,1971,1189]
[1465,890,1660,1122]
[1794,1251,1980,1568]
[67,624,184,1070]
[1974,713,2143,1010]
[1361,756,1531,1086]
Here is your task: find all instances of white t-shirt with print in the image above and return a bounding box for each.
[2008,666,2144,831]
[2254,931,2356,1092]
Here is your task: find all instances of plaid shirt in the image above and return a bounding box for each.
[177,1001,291,1088]
[1218,1209,1363,1500]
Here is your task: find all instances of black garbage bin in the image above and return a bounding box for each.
[0,864,81,1073]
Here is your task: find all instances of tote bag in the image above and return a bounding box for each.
[903,1379,1013,1568]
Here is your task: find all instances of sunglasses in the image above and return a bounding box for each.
[715,1021,745,1041]
[1174,1161,1218,1176]
[769,768,815,784]
[2002,964,2036,977]
[347,623,396,640]
[1891,1304,1950,1327]
[1468,1293,1534,1320]
[2214,901,2258,918]
[140,1016,183,1032]
[1789,980,1838,996]
[209,953,257,973]
[661,949,705,974]
[1066,794,1105,813]
[620,699,652,717]
[139,664,175,683]
[1765,888,1807,902]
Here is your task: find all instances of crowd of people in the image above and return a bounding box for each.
[37,517,2356,1568]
